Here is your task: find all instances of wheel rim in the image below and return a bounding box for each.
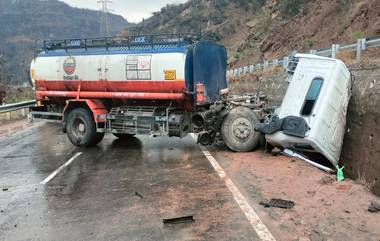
[231,117,253,141]
[72,118,86,139]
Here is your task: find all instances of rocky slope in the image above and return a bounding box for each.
[128,0,380,66]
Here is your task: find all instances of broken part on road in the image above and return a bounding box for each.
[163,215,195,225]
[257,53,352,168]
[259,199,295,209]
[368,202,380,213]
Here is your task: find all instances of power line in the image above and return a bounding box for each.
[98,0,112,36]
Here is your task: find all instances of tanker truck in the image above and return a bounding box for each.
[30,33,267,151]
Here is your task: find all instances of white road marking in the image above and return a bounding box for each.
[40,152,82,185]
[191,134,276,241]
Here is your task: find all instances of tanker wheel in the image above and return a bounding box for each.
[66,108,104,147]
[113,133,135,139]
[221,107,261,152]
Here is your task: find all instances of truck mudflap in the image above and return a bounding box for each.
[255,116,310,138]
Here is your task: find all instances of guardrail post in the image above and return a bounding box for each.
[331,44,335,58]
[263,61,269,69]
[243,66,248,74]
[249,65,253,73]
[283,57,289,68]
[273,59,278,66]
[256,64,261,71]
[356,38,366,60]
[238,67,242,76]
[332,44,340,58]
[309,49,317,55]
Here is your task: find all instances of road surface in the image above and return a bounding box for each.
[1,122,380,241]
[0,123,262,241]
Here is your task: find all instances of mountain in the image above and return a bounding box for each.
[0,0,131,85]
[128,0,380,67]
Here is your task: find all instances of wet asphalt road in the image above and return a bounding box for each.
[0,123,260,241]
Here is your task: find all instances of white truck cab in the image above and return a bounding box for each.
[258,54,352,167]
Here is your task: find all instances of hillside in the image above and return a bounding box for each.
[0,0,131,85]
[129,0,380,67]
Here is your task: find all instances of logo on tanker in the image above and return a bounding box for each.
[63,57,76,75]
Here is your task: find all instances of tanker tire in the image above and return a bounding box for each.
[113,133,135,139]
[221,107,261,152]
[92,132,105,145]
[66,108,103,147]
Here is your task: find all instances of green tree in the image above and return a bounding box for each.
[280,0,310,17]
[0,55,7,104]
[0,55,8,85]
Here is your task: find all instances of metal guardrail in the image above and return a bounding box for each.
[0,100,36,114]
[228,36,380,77]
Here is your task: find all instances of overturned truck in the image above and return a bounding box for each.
[30,33,267,151]
[257,54,352,167]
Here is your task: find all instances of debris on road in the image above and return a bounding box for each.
[336,165,345,182]
[259,198,295,209]
[134,191,144,199]
[368,202,380,213]
[2,187,8,191]
[163,215,195,225]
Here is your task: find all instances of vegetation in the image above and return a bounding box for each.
[279,0,310,17]
[234,52,241,61]
[303,37,314,49]
[0,55,11,88]
[203,31,223,42]
[255,11,272,35]
[235,0,266,10]
[3,87,34,104]
[353,31,366,40]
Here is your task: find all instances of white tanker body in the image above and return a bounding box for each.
[31,50,186,99]
[30,34,266,151]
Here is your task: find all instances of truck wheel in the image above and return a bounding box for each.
[66,108,104,147]
[113,133,135,139]
[221,107,261,152]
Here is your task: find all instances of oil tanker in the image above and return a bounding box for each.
[30,33,264,151]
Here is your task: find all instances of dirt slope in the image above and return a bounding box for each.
[128,0,380,67]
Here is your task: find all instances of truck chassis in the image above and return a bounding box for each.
[31,93,269,152]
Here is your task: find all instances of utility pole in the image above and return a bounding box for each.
[98,0,112,37]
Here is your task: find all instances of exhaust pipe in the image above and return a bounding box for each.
[197,131,214,146]
[192,112,207,129]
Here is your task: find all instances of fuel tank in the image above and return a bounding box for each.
[31,48,186,93]
[31,35,228,104]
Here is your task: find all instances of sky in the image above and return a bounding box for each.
[60,0,188,23]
